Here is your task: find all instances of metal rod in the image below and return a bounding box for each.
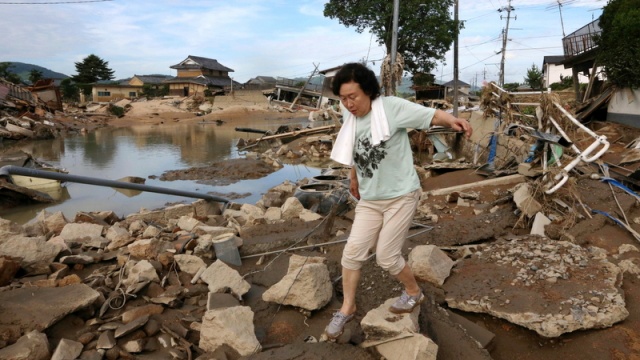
[0,165,229,203]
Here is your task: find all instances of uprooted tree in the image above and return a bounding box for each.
[72,54,115,95]
[595,0,640,89]
[324,0,460,95]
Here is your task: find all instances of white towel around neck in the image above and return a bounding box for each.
[330,97,390,166]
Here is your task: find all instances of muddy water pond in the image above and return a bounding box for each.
[2,118,331,224]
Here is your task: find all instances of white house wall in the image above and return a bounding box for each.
[607,87,640,127]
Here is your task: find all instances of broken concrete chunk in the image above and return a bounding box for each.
[0,330,50,360]
[530,212,551,237]
[174,254,207,275]
[0,284,100,338]
[115,314,149,338]
[0,234,60,275]
[51,338,83,360]
[375,334,438,360]
[408,245,454,286]
[262,255,332,311]
[60,223,104,244]
[105,224,134,250]
[199,307,261,356]
[281,197,304,220]
[513,183,542,218]
[121,304,164,324]
[443,235,629,337]
[200,260,251,297]
[123,260,160,288]
[360,297,420,342]
[177,215,203,232]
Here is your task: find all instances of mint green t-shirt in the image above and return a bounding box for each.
[350,96,436,201]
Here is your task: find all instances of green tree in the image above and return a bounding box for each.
[595,0,640,89]
[550,75,573,90]
[324,0,459,80]
[503,83,520,92]
[29,69,43,84]
[60,78,79,101]
[524,63,543,90]
[72,54,115,84]
[0,62,23,84]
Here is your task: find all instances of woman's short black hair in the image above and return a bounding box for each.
[331,63,381,100]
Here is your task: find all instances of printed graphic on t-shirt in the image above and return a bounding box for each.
[354,138,387,178]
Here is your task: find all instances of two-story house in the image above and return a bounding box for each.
[164,55,240,97]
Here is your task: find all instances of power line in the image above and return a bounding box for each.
[0,0,112,3]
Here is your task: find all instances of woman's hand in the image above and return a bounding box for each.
[432,109,473,139]
[349,167,360,200]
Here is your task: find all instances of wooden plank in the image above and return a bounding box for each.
[426,174,525,196]
[256,125,336,142]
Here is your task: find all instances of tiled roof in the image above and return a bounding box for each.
[134,74,174,84]
[169,55,234,72]
[163,75,240,87]
[442,79,470,87]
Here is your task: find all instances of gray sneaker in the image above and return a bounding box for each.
[389,290,425,314]
[324,311,354,339]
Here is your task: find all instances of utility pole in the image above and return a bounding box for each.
[557,0,566,37]
[453,0,459,117]
[289,63,319,110]
[389,0,400,96]
[498,0,515,87]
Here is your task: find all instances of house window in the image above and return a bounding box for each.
[98,91,111,96]
[129,92,137,97]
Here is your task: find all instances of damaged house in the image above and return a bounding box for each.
[164,55,241,97]
[91,75,174,102]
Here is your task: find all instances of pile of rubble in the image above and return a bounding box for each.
[0,180,336,359]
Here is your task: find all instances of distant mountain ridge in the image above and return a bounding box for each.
[2,61,69,82]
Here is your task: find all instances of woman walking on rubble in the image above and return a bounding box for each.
[324,62,472,339]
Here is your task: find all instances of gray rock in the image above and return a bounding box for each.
[0,234,60,274]
[0,284,100,335]
[51,338,84,360]
[261,255,332,311]
[199,307,261,356]
[59,223,104,244]
[115,315,149,338]
[376,334,438,360]
[0,330,50,360]
[200,260,250,297]
[174,254,207,275]
[408,245,454,286]
[361,297,420,342]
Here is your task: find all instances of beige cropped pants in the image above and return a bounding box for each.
[341,189,420,276]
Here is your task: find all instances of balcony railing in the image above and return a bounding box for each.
[562,19,601,57]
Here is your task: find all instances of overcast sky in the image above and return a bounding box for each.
[1,0,605,85]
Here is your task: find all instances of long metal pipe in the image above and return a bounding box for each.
[0,165,229,203]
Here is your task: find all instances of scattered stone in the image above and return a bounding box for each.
[408,245,454,286]
[51,338,84,360]
[0,234,60,274]
[105,224,134,250]
[59,223,104,244]
[115,315,149,338]
[174,254,207,275]
[0,284,100,336]
[361,297,420,342]
[375,334,438,360]
[96,330,116,349]
[513,183,542,218]
[200,260,251,297]
[0,330,50,360]
[262,255,333,311]
[199,307,261,356]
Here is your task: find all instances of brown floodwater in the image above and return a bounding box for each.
[1,118,332,224]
